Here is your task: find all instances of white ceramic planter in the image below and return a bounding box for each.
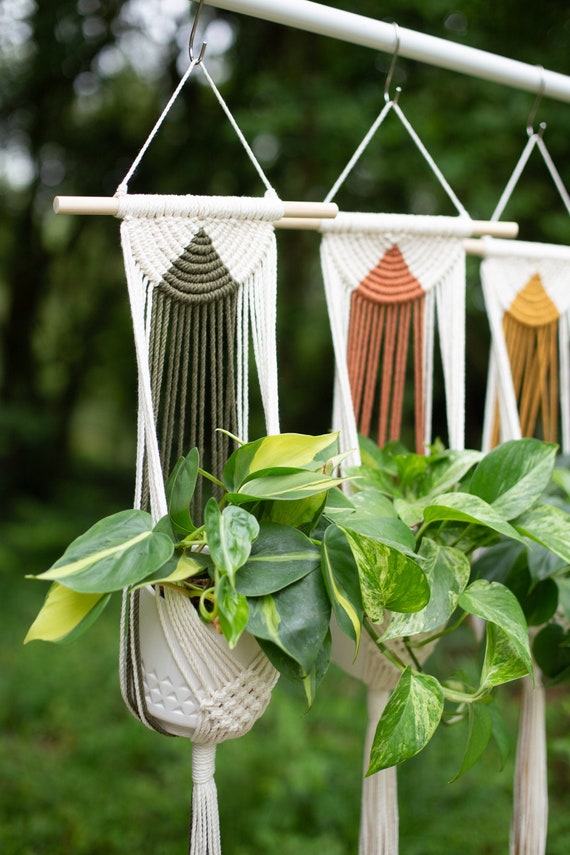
[138,586,265,738]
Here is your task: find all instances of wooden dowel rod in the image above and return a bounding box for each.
[276,218,519,237]
[463,238,488,256]
[53,195,338,219]
[470,220,518,238]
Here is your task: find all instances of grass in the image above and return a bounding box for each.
[2,486,570,853]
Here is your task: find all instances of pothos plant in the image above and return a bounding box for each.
[24,431,570,778]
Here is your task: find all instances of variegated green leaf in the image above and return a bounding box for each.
[514,503,570,566]
[29,509,174,593]
[450,701,493,782]
[423,492,524,542]
[223,432,340,493]
[342,527,429,619]
[480,622,532,690]
[230,468,345,503]
[236,522,320,595]
[321,526,363,648]
[165,447,198,535]
[368,668,444,772]
[204,499,259,583]
[216,575,250,649]
[459,580,532,679]
[382,538,470,641]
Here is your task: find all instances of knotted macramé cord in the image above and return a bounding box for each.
[479,120,570,853]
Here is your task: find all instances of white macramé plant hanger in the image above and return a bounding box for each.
[115,52,282,855]
[478,125,570,855]
[320,86,470,855]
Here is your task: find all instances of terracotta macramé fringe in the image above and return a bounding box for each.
[347,288,425,454]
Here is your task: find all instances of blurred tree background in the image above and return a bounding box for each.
[1,1,570,853]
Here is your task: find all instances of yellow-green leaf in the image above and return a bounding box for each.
[24,583,109,644]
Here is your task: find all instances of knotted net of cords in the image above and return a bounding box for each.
[478,128,570,855]
[115,55,281,855]
[321,93,470,855]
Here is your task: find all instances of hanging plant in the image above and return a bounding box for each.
[25,432,570,774]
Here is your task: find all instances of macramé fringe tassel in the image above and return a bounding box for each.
[190,743,221,855]
[510,672,548,855]
[359,687,399,855]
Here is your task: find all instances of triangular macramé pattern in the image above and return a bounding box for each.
[321,228,466,296]
[480,240,570,452]
[121,216,277,289]
[321,222,467,463]
[347,245,427,450]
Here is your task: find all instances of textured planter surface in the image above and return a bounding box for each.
[138,586,263,738]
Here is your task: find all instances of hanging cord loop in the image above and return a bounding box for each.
[115,0,278,198]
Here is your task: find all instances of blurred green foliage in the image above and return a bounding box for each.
[2,1,570,851]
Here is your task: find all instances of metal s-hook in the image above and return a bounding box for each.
[189,0,207,64]
[384,21,401,103]
[527,65,546,136]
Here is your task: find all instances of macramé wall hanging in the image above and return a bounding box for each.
[317,82,472,855]
[471,122,570,855]
[318,86,476,471]
[106,45,287,855]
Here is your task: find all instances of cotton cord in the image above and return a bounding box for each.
[190,744,221,855]
[321,223,467,460]
[359,688,399,855]
[480,247,570,452]
[324,98,469,220]
[491,131,570,223]
[115,56,279,202]
[199,62,276,197]
[116,58,199,195]
[509,673,548,855]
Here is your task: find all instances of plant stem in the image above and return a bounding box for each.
[363,617,407,672]
[198,468,225,490]
[409,611,469,648]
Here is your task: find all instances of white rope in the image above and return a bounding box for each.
[359,688,399,855]
[392,101,468,217]
[324,97,469,220]
[121,225,168,521]
[480,269,523,450]
[536,134,570,216]
[199,62,276,196]
[324,99,393,204]
[115,193,284,221]
[319,212,473,236]
[491,130,570,223]
[191,744,222,855]
[116,58,199,194]
[435,255,466,451]
[491,133,538,222]
[115,57,279,201]
[510,673,548,855]
[423,289,435,449]
[560,314,570,453]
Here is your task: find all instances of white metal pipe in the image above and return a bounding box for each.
[204,0,570,103]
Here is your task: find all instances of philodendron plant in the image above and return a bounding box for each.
[25,431,570,777]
